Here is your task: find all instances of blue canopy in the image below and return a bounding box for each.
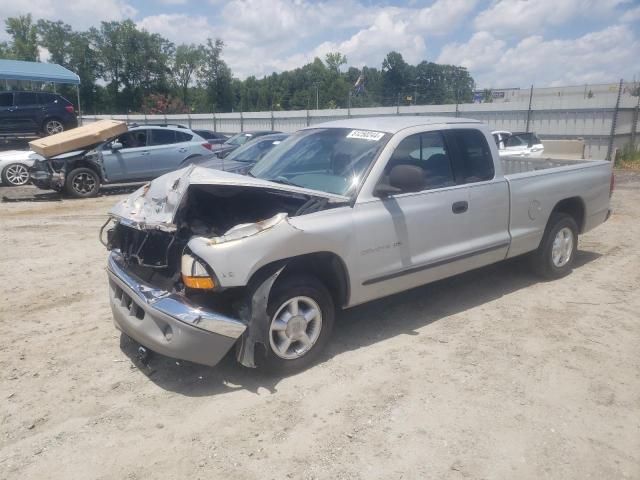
[0,59,80,85]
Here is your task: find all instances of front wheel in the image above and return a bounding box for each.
[260,274,335,373]
[65,167,101,198]
[530,213,579,279]
[2,163,30,186]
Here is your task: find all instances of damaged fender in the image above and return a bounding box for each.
[236,264,286,368]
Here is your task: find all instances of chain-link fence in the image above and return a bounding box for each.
[82,80,640,161]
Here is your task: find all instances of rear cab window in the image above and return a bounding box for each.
[445,129,495,183]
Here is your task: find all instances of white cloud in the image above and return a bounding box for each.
[310,10,427,69]
[475,0,629,36]
[0,0,137,30]
[621,4,640,22]
[38,46,51,62]
[136,14,213,45]
[208,0,478,78]
[438,25,640,87]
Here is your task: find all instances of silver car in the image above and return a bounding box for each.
[30,124,215,197]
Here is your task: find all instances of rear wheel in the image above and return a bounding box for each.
[65,167,101,198]
[43,118,65,136]
[2,163,30,186]
[260,274,334,373]
[530,213,578,279]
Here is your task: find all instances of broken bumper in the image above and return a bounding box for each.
[107,252,246,367]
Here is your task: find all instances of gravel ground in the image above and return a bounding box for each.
[0,173,638,480]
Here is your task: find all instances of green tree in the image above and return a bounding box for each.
[325,52,347,74]
[173,44,205,105]
[381,51,409,102]
[200,38,233,111]
[5,15,38,61]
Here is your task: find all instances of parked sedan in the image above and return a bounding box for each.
[198,133,289,173]
[30,125,215,197]
[0,149,40,186]
[492,130,544,157]
[192,129,229,145]
[212,130,281,158]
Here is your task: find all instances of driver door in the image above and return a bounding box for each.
[101,130,150,181]
[353,130,472,301]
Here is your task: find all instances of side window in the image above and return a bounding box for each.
[14,92,39,106]
[38,93,57,104]
[175,131,193,142]
[0,93,12,107]
[149,129,176,146]
[447,129,495,183]
[116,131,147,149]
[386,131,455,191]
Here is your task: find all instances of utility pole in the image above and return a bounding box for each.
[607,78,623,161]
[525,84,534,133]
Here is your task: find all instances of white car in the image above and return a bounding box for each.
[492,130,544,157]
[0,150,40,186]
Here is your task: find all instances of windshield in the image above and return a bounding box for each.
[226,133,253,146]
[226,137,284,163]
[250,128,390,196]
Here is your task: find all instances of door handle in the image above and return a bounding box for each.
[452,201,468,214]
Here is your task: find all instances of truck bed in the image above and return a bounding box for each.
[501,156,591,175]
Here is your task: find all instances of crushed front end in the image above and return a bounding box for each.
[103,166,343,367]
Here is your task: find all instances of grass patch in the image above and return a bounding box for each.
[615,143,640,170]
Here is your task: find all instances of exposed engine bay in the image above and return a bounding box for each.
[105,183,336,291]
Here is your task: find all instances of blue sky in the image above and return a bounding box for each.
[1,0,639,87]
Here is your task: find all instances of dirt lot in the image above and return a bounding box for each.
[1,174,639,480]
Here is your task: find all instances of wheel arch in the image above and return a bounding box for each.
[550,197,586,233]
[249,251,351,309]
[65,160,103,180]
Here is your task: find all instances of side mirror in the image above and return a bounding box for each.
[373,183,402,198]
[386,164,425,194]
[111,141,123,151]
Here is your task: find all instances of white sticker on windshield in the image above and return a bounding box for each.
[346,130,385,141]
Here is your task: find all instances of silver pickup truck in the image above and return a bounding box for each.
[103,116,613,373]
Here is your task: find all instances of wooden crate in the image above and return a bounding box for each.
[29,120,127,158]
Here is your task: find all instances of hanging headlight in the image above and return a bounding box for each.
[210,213,287,244]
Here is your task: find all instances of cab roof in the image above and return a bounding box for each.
[309,115,481,134]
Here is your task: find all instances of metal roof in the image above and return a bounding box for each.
[0,59,80,85]
[309,115,481,133]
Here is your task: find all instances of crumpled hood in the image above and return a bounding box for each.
[108,165,349,232]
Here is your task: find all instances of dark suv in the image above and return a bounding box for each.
[0,91,78,136]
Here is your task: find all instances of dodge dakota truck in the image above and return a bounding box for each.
[103,116,613,373]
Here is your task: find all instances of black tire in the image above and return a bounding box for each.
[2,163,30,186]
[42,118,65,136]
[530,213,579,279]
[259,273,335,374]
[65,167,101,198]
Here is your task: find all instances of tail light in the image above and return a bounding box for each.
[65,105,75,113]
[201,142,213,151]
[610,171,615,197]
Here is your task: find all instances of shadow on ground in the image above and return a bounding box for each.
[119,249,601,398]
